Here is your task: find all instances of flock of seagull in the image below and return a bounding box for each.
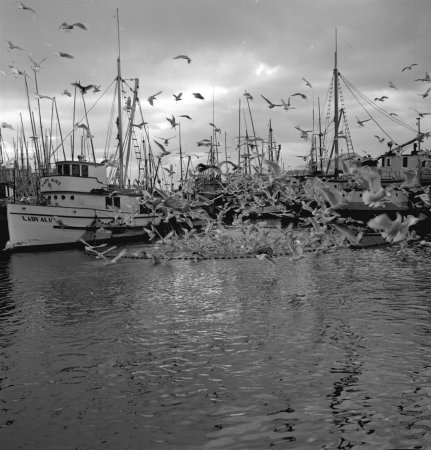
[81,158,430,266]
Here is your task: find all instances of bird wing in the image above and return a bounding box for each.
[264,159,281,177]
[260,94,273,106]
[153,140,166,153]
[292,92,306,99]
[72,23,87,30]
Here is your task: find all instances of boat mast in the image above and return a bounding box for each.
[116,9,124,188]
[333,28,339,178]
[178,122,183,185]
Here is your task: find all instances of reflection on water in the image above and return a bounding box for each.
[0,243,431,449]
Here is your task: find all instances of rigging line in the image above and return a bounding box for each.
[343,73,416,132]
[339,79,399,143]
[339,74,417,133]
[51,78,117,159]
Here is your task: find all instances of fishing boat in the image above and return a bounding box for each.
[5,160,161,250]
[4,14,162,251]
[294,32,426,224]
[0,181,13,249]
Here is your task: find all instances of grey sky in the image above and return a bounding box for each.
[1,0,430,176]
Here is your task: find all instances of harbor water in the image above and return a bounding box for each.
[0,240,431,449]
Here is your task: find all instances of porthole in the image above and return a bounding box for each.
[71,195,75,200]
[54,195,57,200]
[61,195,65,200]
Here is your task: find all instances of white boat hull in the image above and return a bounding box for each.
[6,203,161,250]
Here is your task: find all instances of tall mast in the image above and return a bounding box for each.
[116,9,124,188]
[178,122,183,185]
[333,28,339,178]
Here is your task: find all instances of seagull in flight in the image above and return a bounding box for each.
[155,136,176,145]
[179,114,192,120]
[147,91,162,105]
[291,92,307,100]
[414,72,430,82]
[166,115,179,129]
[34,92,53,101]
[418,88,431,98]
[302,77,312,88]
[18,2,36,13]
[192,92,204,100]
[261,94,282,108]
[71,82,96,94]
[1,122,15,130]
[374,96,388,102]
[173,92,183,102]
[153,140,171,157]
[59,22,87,31]
[209,122,221,133]
[5,40,23,51]
[163,165,176,177]
[402,63,418,71]
[29,55,48,71]
[388,81,397,89]
[132,121,148,129]
[374,135,385,143]
[281,98,296,111]
[62,89,72,97]
[410,108,431,117]
[173,54,191,64]
[244,91,253,100]
[355,116,371,127]
[54,51,74,59]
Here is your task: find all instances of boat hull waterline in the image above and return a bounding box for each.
[6,203,161,250]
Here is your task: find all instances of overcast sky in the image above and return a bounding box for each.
[1,0,431,179]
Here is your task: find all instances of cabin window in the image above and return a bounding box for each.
[386,158,391,167]
[402,157,408,167]
[63,164,70,175]
[58,165,63,175]
[381,159,385,167]
[81,165,88,177]
[72,164,80,176]
[106,196,120,208]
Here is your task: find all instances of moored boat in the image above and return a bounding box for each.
[5,160,161,250]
